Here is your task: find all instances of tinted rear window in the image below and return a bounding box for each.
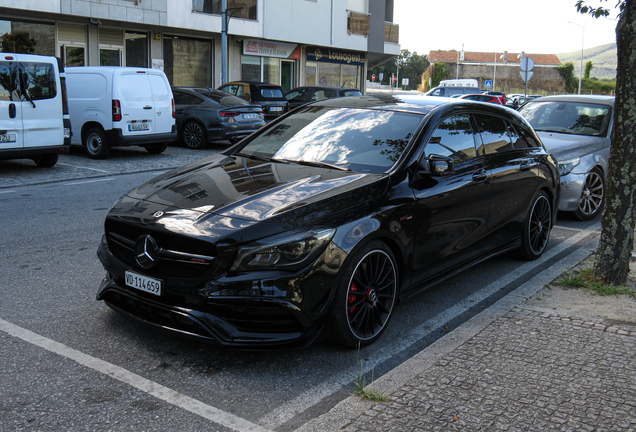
[196,90,249,106]
[258,87,284,98]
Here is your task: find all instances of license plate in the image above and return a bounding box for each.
[269,107,283,112]
[0,134,16,143]
[128,123,150,131]
[125,271,162,296]
[242,113,258,120]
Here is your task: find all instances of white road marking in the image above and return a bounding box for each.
[0,189,15,194]
[58,163,109,173]
[0,318,273,432]
[261,222,602,429]
[63,178,115,186]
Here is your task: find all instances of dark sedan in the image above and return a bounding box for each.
[285,85,362,109]
[172,87,265,149]
[218,81,290,119]
[96,94,560,349]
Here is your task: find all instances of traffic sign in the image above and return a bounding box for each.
[520,70,534,83]
[520,57,534,71]
[372,74,375,82]
[393,76,397,82]
[485,80,492,88]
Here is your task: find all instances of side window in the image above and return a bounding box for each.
[21,62,57,101]
[173,91,185,104]
[431,88,443,96]
[474,114,514,155]
[505,122,526,149]
[517,126,541,148]
[425,115,478,163]
[0,62,18,101]
[219,85,233,94]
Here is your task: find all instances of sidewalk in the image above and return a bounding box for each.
[299,243,636,432]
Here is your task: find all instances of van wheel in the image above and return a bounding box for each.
[84,128,110,159]
[145,142,168,154]
[183,121,207,149]
[33,154,58,168]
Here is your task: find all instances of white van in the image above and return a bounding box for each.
[0,53,71,167]
[66,67,177,159]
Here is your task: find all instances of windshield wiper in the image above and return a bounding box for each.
[285,159,351,171]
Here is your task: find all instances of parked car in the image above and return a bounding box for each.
[481,91,507,104]
[66,67,177,159]
[0,53,71,167]
[507,95,542,108]
[96,94,559,349]
[425,86,481,97]
[284,85,362,109]
[172,87,265,149]
[218,81,289,119]
[519,94,614,220]
[459,94,503,104]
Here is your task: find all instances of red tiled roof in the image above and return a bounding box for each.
[429,50,562,66]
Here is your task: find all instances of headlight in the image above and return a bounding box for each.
[231,228,336,272]
[558,158,580,176]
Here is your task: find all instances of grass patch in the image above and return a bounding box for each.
[353,345,389,403]
[555,268,636,297]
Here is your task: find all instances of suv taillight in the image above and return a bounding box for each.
[112,100,122,122]
[219,111,240,117]
[172,99,175,118]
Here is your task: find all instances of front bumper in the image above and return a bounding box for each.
[96,237,347,349]
[558,172,586,212]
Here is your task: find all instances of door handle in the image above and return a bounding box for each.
[472,169,488,183]
[8,103,16,119]
[143,106,152,109]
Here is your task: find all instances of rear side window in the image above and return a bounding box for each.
[312,90,334,101]
[259,87,284,98]
[0,62,18,101]
[21,62,57,101]
[173,91,203,105]
[120,74,152,102]
[516,126,542,148]
[474,114,514,155]
[425,115,478,163]
[197,90,248,106]
[342,90,362,97]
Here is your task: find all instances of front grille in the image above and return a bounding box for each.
[105,219,216,278]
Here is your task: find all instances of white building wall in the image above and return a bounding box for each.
[0,0,60,13]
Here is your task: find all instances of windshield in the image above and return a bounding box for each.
[237,106,422,173]
[520,101,611,137]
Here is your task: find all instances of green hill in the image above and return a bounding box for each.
[558,43,616,80]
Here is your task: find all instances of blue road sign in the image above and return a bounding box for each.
[485,80,492,88]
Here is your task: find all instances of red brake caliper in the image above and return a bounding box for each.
[348,282,358,315]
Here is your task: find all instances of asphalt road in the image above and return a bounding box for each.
[0,145,601,432]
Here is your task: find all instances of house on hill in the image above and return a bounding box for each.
[428,50,565,93]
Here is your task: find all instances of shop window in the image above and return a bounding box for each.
[0,19,55,56]
[126,31,148,67]
[306,64,317,86]
[263,57,280,85]
[100,49,121,66]
[241,55,261,82]
[317,63,339,86]
[63,46,85,67]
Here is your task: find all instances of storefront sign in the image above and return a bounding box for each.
[243,39,301,59]
[306,47,365,66]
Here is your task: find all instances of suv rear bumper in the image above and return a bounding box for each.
[108,125,177,147]
[0,144,70,160]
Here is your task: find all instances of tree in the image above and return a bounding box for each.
[577,0,634,285]
[556,62,578,93]
[584,60,594,79]
[367,49,429,90]
[0,30,36,54]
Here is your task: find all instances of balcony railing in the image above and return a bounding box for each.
[192,0,257,21]
[385,22,399,43]
[347,11,370,36]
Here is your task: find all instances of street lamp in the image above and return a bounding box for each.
[221,0,244,85]
[568,21,584,95]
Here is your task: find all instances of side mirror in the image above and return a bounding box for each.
[417,154,455,178]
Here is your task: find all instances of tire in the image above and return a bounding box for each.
[145,142,168,154]
[33,154,58,168]
[182,121,207,149]
[517,191,552,260]
[83,127,110,159]
[329,240,398,348]
[573,167,604,221]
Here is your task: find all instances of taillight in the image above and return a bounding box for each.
[172,99,175,118]
[286,102,290,111]
[60,77,69,115]
[112,100,122,122]
[219,111,240,117]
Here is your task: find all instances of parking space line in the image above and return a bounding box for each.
[58,163,110,173]
[0,318,273,432]
[0,189,15,194]
[262,222,602,430]
[63,178,115,186]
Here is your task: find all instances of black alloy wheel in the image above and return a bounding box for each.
[329,240,398,348]
[183,121,207,149]
[145,142,168,154]
[517,191,552,260]
[574,167,605,221]
[84,127,110,159]
[33,154,58,168]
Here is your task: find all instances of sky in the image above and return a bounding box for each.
[393,0,620,56]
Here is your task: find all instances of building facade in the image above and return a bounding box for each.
[0,0,399,93]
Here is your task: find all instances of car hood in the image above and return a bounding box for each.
[536,131,606,162]
[120,154,387,226]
